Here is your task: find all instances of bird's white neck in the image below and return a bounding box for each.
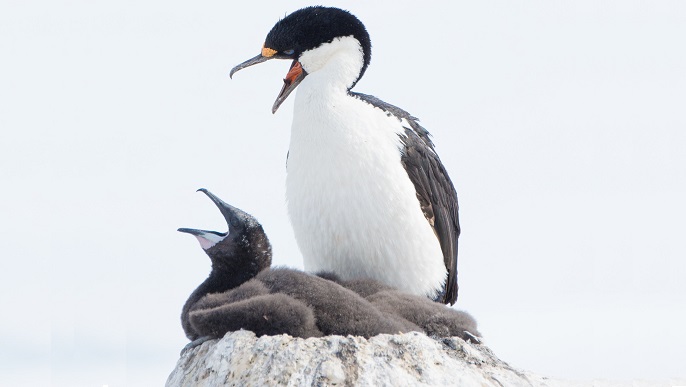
[298,36,364,95]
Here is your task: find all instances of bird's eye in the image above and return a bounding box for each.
[283,49,295,55]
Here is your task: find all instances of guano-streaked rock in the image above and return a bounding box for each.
[166,330,552,387]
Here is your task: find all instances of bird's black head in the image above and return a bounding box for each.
[178,189,272,275]
[264,6,371,75]
[230,6,372,113]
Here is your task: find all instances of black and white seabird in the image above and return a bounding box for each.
[179,189,421,341]
[230,6,461,304]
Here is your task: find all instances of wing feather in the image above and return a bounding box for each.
[352,92,460,304]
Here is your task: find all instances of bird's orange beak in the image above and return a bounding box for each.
[273,60,307,114]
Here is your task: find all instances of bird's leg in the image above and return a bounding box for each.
[180,336,215,356]
[463,330,482,344]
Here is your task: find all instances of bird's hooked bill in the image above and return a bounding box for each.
[229,49,307,114]
[229,54,271,79]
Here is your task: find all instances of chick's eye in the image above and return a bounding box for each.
[283,49,295,55]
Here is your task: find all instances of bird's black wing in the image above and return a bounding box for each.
[351,92,460,305]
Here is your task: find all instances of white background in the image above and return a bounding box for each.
[1,1,684,386]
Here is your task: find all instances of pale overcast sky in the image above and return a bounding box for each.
[1,1,685,386]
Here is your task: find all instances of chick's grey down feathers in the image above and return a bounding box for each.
[318,272,479,341]
[253,268,421,336]
[189,268,421,340]
[180,189,478,344]
[191,293,323,339]
[189,281,323,338]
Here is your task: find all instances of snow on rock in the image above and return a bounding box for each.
[166,330,553,387]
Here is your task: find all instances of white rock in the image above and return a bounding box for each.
[166,330,554,387]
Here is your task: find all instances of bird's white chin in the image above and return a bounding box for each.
[298,36,365,91]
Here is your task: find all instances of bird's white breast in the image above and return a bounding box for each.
[286,74,447,298]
